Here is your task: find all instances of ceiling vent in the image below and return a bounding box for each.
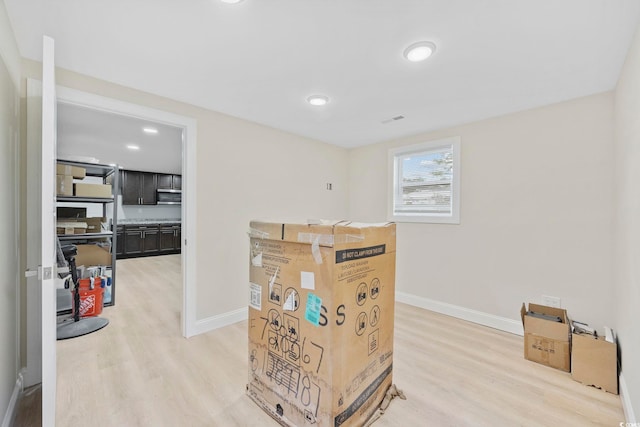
[381,115,405,124]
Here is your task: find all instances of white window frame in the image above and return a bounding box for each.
[388,136,461,224]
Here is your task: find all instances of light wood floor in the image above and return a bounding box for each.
[17,254,625,426]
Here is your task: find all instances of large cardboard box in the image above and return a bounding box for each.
[75,244,112,267]
[571,332,618,394]
[521,303,571,372]
[247,220,396,427]
[74,183,112,198]
[56,163,86,179]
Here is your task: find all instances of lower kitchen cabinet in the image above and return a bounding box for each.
[115,225,124,257]
[159,223,181,253]
[117,222,181,259]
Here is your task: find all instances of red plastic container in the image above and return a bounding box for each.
[71,278,104,318]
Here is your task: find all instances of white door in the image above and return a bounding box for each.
[25,35,57,427]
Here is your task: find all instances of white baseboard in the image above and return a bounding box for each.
[188,307,248,336]
[395,292,524,336]
[2,369,25,427]
[620,373,637,423]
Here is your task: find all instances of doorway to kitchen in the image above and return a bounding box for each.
[56,85,197,337]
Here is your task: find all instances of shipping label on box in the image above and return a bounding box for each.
[247,221,396,427]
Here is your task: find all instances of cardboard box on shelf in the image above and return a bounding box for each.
[74,183,112,198]
[84,217,105,233]
[56,217,105,234]
[571,331,618,394]
[56,163,86,179]
[56,220,87,235]
[56,174,73,196]
[247,220,396,427]
[520,303,571,372]
[75,244,112,267]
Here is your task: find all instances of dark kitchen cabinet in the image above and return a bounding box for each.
[159,223,181,253]
[156,174,182,191]
[118,223,180,259]
[124,224,159,256]
[122,170,157,205]
[115,225,124,257]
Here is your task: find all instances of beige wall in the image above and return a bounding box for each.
[21,60,350,319]
[0,0,21,419]
[349,93,616,330]
[614,20,640,421]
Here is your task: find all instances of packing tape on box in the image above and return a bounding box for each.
[297,232,335,246]
[311,236,322,264]
[247,227,270,239]
[297,232,366,245]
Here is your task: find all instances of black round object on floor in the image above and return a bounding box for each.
[56,317,109,340]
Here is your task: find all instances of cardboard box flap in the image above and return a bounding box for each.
[75,244,112,267]
[249,220,395,249]
[249,220,346,246]
[522,302,570,342]
[527,303,568,321]
[571,333,618,394]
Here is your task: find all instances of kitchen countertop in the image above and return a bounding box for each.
[118,219,181,225]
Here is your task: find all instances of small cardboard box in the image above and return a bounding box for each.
[56,163,86,179]
[74,183,112,198]
[571,332,618,394]
[521,303,571,372]
[56,174,73,196]
[75,244,112,267]
[56,220,87,235]
[84,217,105,233]
[247,220,396,427]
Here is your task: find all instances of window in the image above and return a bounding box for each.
[388,137,460,224]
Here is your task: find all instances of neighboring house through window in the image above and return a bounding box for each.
[388,136,460,224]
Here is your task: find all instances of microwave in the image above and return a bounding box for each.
[157,189,181,205]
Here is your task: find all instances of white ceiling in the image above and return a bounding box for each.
[5,0,640,149]
[57,102,183,174]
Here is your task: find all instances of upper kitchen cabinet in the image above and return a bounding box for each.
[122,170,157,205]
[157,173,181,191]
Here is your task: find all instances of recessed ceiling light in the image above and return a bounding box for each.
[403,41,436,62]
[307,95,329,106]
[126,145,140,150]
[143,127,158,134]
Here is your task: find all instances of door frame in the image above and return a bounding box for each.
[55,86,198,337]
